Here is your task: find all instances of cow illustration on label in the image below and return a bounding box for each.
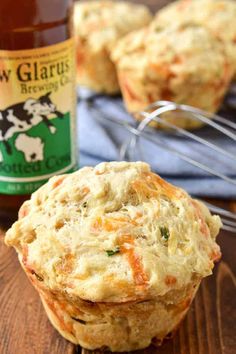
[0,92,63,161]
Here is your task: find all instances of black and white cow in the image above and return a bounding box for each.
[0,92,63,155]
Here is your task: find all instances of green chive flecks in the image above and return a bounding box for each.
[160,226,170,241]
[105,246,120,257]
[34,272,44,282]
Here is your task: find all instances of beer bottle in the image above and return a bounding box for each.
[0,0,77,221]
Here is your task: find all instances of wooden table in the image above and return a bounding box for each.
[1,1,236,353]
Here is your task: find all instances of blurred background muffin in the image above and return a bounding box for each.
[5,161,221,351]
[112,23,234,129]
[152,0,236,78]
[74,0,152,94]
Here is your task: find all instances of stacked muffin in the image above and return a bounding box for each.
[74,0,236,129]
[5,162,221,351]
[112,23,233,129]
[151,0,236,75]
[74,1,152,94]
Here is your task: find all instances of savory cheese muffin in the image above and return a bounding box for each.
[74,1,152,94]
[5,162,221,352]
[112,24,234,129]
[152,0,236,76]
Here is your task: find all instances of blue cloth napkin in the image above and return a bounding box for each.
[78,89,236,198]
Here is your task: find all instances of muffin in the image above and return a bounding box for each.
[112,24,234,129]
[5,162,222,352]
[74,1,152,94]
[152,0,236,76]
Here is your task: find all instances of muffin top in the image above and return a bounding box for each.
[112,24,233,83]
[5,162,221,302]
[74,0,152,52]
[152,0,236,45]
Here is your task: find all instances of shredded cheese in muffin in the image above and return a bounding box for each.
[73,1,152,93]
[112,24,233,128]
[152,0,236,43]
[152,0,236,73]
[6,162,221,303]
[74,1,152,53]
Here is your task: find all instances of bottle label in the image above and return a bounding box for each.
[0,38,77,194]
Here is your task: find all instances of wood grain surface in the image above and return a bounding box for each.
[0,228,75,354]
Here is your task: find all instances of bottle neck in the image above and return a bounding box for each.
[0,0,74,49]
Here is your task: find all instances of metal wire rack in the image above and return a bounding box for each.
[79,93,236,233]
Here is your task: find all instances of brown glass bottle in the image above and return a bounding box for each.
[0,0,76,221]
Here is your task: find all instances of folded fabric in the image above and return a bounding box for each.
[78,89,236,198]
